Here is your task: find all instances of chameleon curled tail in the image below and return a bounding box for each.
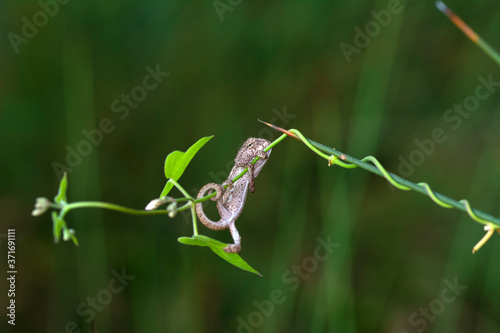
[196,183,242,253]
[195,183,228,230]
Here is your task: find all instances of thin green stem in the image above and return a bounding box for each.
[476,39,500,67]
[50,202,64,209]
[62,201,169,217]
[190,203,198,235]
[168,179,193,199]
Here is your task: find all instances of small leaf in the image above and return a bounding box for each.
[54,172,68,204]
[51,212,64,244]
[178,235,262,276]
[160,136,213,197]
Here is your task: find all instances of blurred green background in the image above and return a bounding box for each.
[1,0,500,332]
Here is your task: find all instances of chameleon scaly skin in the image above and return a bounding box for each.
[195,138,271,253]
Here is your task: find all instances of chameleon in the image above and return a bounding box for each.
[195,138,272,253]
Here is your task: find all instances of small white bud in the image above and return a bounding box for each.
[167,202,177,218]
[145,196,174,211]
[32,197,51,216]
[145,199,163,211]
[63,228,76,241]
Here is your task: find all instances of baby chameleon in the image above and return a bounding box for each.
[195,138,272,253]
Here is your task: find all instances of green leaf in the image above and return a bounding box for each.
[54,172,68,204]
[178,235,262,276]
[160,136,213,197]
[51,212,64,244]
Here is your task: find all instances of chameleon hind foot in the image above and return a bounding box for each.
[223,243,241,253]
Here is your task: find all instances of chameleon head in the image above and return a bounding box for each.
[235,138,272,177]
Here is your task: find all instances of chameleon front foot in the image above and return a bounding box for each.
[247,164,256,193]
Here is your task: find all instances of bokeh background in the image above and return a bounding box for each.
[1,0,500,332]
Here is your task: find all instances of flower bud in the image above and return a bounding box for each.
[167,202,177,218]
[145,196,174,210]
[32,197,51,216]
[63,228,76,241]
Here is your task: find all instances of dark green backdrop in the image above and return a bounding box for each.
[1,0,500,332]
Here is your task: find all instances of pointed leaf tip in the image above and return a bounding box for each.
[54,172,68,204]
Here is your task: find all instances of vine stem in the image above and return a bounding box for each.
[62,202,169,217]
[260,121,500,252]
[168,179,192,200]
